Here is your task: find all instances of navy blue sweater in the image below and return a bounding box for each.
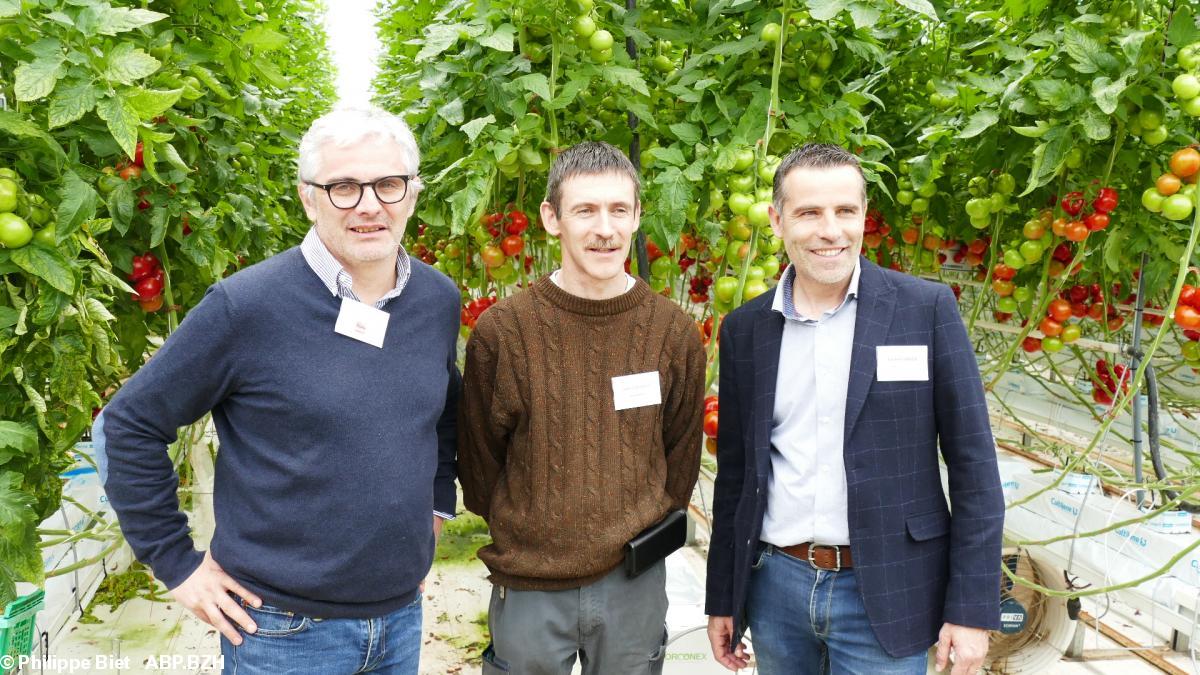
[99,247,461,618]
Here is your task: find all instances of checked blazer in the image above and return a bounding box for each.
[704,257,1005,658]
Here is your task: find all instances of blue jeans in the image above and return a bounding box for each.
[220,595,422,674]
[746,545,929,675]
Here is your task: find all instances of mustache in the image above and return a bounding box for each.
[586,238,621,248]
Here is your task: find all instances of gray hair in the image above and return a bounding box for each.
[297,104,422,192]
[772,143,867,210]
[545,141,640,215]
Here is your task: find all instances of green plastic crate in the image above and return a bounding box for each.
[0,589,44,673]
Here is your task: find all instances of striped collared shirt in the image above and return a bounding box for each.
[300,228,412,308]
[300,227,453,521]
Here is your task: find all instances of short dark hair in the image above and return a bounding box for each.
[772,143,867,210]
[545,141,641,215]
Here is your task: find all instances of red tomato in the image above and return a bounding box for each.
[506,210,529,235]
[1064,220,1089,242]
[1048,298,1072,323]
[139,294,163,312]
[1038,317,1063,338]
[1176,305,1200,330]
[1022,336,1042,353]
[1084,212,1109,231]
[1060,191,1085,216]
[703,411,719,438]
[992,264,1016,281]
[704,395,719,413]
[133,276,163,301]
[500,235,524,257]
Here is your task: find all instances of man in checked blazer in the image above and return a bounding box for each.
[705,143,1004,674]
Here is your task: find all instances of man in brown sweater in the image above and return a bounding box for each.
[459,141,706,674]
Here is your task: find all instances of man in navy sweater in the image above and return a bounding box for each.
[95,105,461,674]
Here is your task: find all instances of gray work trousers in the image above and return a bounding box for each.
[481,560,669,674]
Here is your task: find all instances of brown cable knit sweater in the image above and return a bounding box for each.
[458,275,706,590]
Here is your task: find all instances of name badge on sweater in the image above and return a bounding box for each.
[334,297,389,348]
[612,371,662,410]
[876,345,928,381]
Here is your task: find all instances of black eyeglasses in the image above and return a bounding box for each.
[304,175,412,209]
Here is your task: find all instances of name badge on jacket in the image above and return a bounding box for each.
[876,345,929,381]
[334,297,389,348]
[612,371,662,410]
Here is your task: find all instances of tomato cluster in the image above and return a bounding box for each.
[1174,285,1200,330]
[128,252,166,312]
[1142,147,1199,222]
[460,295,498,333]
[703,395,719,455]
[0,169,53,249]
[1092,359,1129,406]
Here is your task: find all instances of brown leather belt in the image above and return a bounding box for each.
[777,542,853,570]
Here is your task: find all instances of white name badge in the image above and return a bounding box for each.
[612,371,662,411]
[334,297,390,348]
[876,345,929,382]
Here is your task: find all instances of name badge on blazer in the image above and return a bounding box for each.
[876,345,928,381]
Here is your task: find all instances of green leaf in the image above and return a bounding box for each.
[1078,107,1111,141]
[478,23,515,52]
[1168,5,1200,49]
[162,143,190,174]
[461,115,495,142]
[96,95,140,158]
[0,473,34,528]
[848,3,882,28]
[48,79,99,129]
[0,423,36,455]
[1021,129,1071,196]
[416,24,463,63]
[240,25,288,52]
[1119,30,1155,63]
[107,181,135,235]
[895,0,938,20]
[92,6,167,36]
[1030,79,1085,111]
[448,172,489,237]
[545,77,589,110]
[1104,228,1126,273]
[0,307,17,331]
[103,43,161,85]
[512,73,551,101]
[149,207,168,248]
[1062,28,1119,74]
[807,0,849,21]
[1010,122,1051,138]
[625,100,658,130]
[436,97,465,125]
[648,146,687,167]
[126,87,182,118]
[959,108,999,139]
[57,171,99,240]
[89,263,135,294]
[14,53,65,101]
[9,246,75,295]
[601,66,649,97]
[1091,72,1130,115]
[669,122,702,145]
[0,111,65,159]
[0,0,17,18]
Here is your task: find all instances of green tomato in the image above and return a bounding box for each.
[1179,43,1200,71]
[1142,187,1166,213]
[1019,240,1044,264]
[1143,125,1169,146]
[755,186,773,202]
[997,296,1018,313]
[1064,147,1084,169]
[748,201,772,228]
[995,173,1016,195]
[729,174,754,193]
[652,54,674,73]
[1183,341,1200,361]
[989,192,1007,213]
[917,182,937,198]
[573,14,596,38]
[732,148,755,171]
[895,190,914,206]
[1061,324,1081,343]
[759,255,781,278]
[34,226,56,247]
[744,279,769,301]
[1174,74,1200,100]
[1183,96,1200,118]
[1162,194,1195,221]
[728,192,754,216]
[650,255,674,278]
[589,29,614,51]
[911,198,929,213]
[0,212,33,248]
[1137,109,1163,129]
[1042,337,1064,353]
[758,161,777,184]
[591,47,613,63]
[760,22,781,44]
[965,198,990,220]
[816,50,833,71]
[1003,249,1026,270]
[760,235,783,255]
[1012,286,1034,305]
[714,276,739,303]
[0,179,17,213]
[970,215,991,230]
[746,265,765,281]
